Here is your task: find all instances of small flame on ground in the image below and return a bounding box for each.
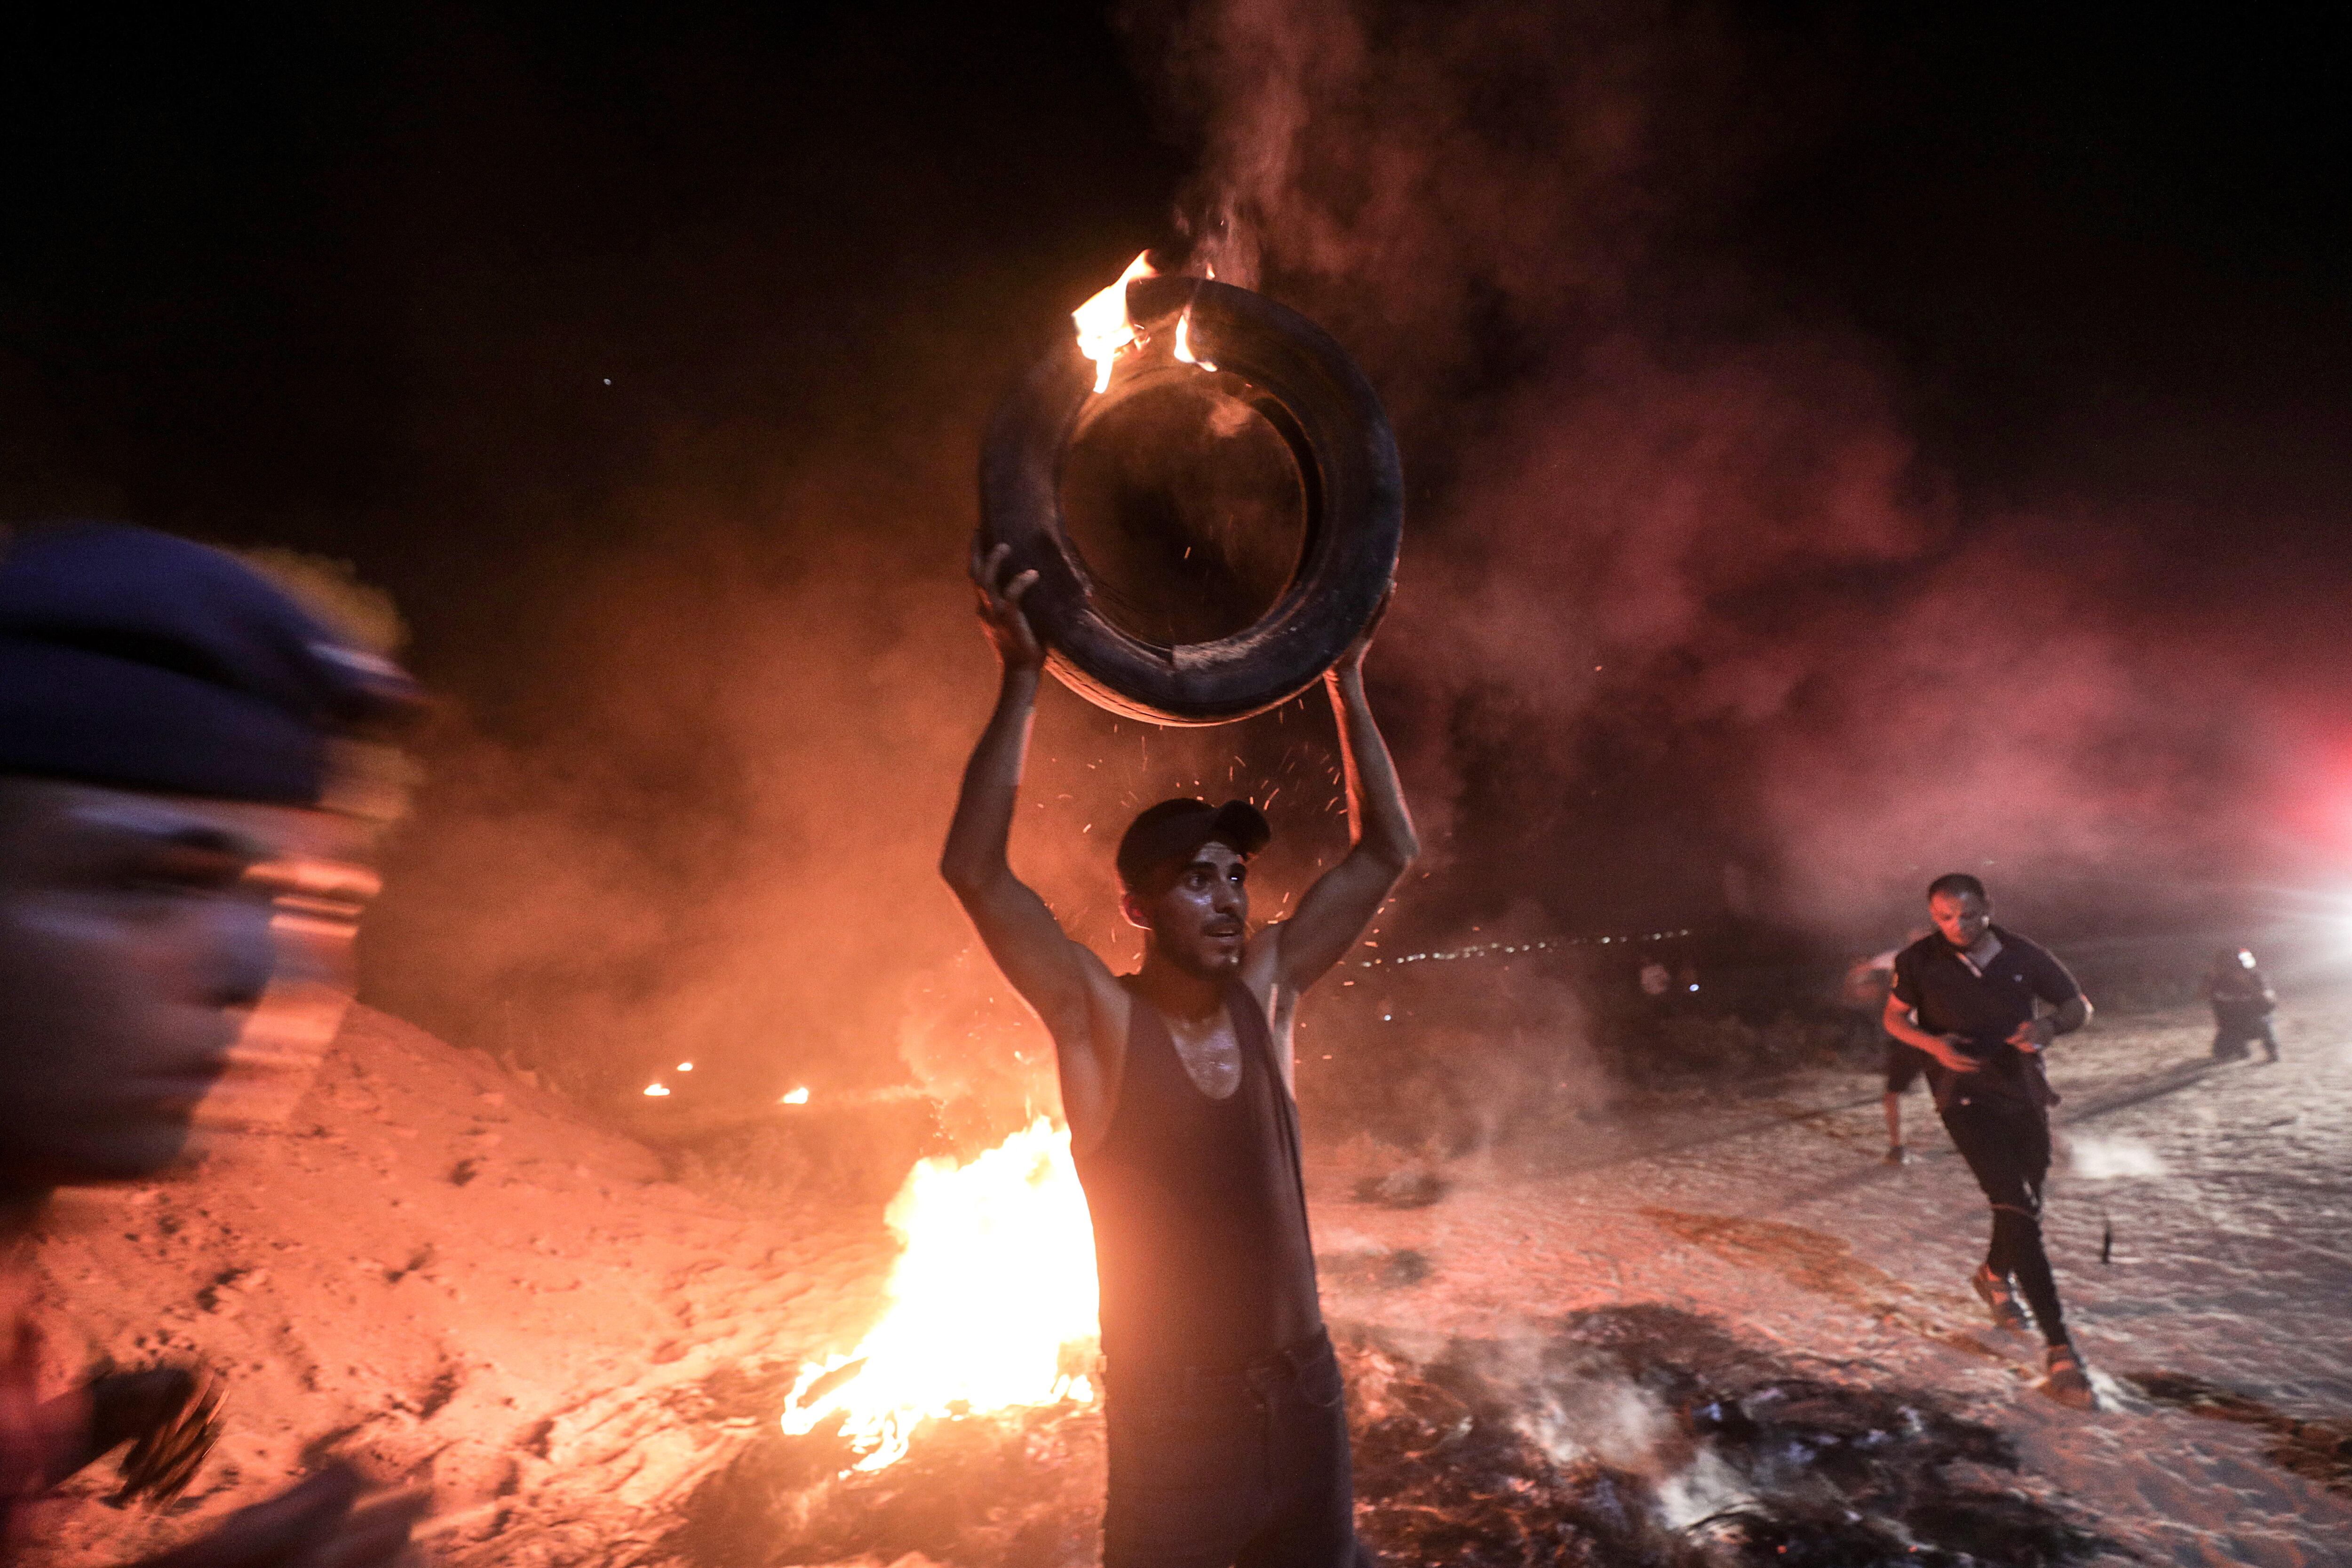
[1072,251,1155,394]
[780,1086,810,1105]
[779,1116,1099,1470]
[643,1082,670,1098]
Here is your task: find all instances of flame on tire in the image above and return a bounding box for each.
[1071,251,1158,393]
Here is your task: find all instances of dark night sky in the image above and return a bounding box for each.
[8,7,2345,602]
[6,3,2350,1089]
[2,2,1187,674]
[1754,10,2352,540]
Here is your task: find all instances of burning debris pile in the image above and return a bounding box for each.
[775,1120,1099,1472]
[668,1305,2103,1568]
[667,1398,1106,1568]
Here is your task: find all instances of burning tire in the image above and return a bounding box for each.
[980,275,1402,725]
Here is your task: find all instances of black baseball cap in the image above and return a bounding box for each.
[1115,797,1272,894]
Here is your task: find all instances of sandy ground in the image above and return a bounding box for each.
[1315,989,2352,1567]
[19,1007,891,1568]
[16,991,2350,1566]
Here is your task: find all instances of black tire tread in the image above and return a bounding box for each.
[979,276,1401,725]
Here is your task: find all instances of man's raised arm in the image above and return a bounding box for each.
[940,544,1100,1042]
[1273,625,1420,991]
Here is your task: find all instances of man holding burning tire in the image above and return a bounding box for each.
[943,542,1415,1567]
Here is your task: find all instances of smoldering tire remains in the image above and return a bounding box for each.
[1347,1305,2105,1568]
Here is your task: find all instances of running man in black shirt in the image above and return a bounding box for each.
[944,545,1416,1567]
[1882,873,2096,1407]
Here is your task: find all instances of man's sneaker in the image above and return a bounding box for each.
[1882,1144,1910,1166]
[2040,1342,2095,1409]
[1971,1264,2029,1331]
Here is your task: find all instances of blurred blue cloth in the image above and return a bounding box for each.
[0,523,416,804]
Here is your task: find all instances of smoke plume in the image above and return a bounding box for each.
[361,0,2350,1114]
[1100,0,2352,951]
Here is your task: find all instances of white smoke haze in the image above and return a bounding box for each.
[1490,1331,1758,1535]
[1521,1365,1677,1472]
[1654,1446,1754,1533]
[363,383,1396,1120]
[2068,1133,2167,1181]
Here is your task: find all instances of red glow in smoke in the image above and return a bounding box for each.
[2279,732,2352,861]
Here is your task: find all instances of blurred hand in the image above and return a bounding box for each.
[87,1364,220,1503]
[131,1466,427,1568]
[1924,1035,1981,1074]
[2008,1018,2055,1054]
[970,541,1044,673]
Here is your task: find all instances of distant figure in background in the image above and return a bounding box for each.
[1851,928,1930,1164]
[2203,947,2278,1062]
[0,524,423,1564]
[1637,959,1673,1037]
[1882,874,2096,1408]
[945,543,1414,1568]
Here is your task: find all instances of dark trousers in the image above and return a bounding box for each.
[2212,1018,2278,1060]
[1941,1098,2068,1346]
[1884,1039,1933,1096]
[1102,1331,1374,1568]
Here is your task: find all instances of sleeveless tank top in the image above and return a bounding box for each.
[1073,979,1323,1377]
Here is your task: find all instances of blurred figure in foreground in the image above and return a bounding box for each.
[1882,874,2096,1408]
[0,523,424,1564]
[2203,947,2278,1062]
[945,545,1414,1568]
